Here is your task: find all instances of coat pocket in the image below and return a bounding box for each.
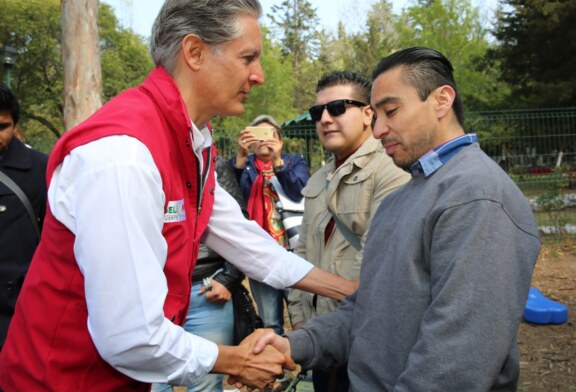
[336,167,375,214]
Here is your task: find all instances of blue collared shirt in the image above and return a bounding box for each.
[409,133,478,177]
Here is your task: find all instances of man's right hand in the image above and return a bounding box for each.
[228,328,296,390]
[214,329,295,391]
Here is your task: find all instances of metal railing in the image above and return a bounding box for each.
[469,108,576,184]
[213,108,576,235]
[214,108,576,177]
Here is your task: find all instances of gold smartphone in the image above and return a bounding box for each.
[246,126,275,140]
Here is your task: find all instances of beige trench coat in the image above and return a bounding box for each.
[288,136,410,326]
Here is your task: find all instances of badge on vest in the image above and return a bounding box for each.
[164,200,186,222]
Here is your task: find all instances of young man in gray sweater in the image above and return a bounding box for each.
[246,47,541,391]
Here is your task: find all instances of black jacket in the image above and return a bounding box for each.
[0,138,48,346]
[191,157,245,291]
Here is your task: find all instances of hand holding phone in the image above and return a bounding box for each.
[246,126,275,141]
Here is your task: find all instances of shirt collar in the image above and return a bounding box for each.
[409,133,478,177]
[191,123,213,155]
[190,123,213,177]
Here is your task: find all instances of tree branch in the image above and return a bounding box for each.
[26,113,63,140]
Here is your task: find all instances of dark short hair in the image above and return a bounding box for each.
[315,71,372,104]
[372,47,464,127]
[0,85,20,125]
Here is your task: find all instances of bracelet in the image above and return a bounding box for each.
[273,159,285,170]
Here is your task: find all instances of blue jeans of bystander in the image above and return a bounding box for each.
[151,281,234,392]
[248,279,287,335]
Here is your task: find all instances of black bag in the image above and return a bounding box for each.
[232,284,263,344]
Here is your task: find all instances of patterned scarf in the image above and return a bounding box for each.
[247,157,287,247]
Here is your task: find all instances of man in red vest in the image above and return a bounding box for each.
[0,1,356,391]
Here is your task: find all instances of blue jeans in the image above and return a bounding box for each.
[248,279,287,335]
[152,281,234,392]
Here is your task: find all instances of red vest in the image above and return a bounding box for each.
[0,67,216,391]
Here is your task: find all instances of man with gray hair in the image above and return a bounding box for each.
[0,1,356,391]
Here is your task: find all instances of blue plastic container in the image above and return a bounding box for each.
[524,287,568,325]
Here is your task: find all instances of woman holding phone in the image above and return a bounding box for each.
[230,114,310,335]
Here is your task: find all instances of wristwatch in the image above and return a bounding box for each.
[273,159,285,171]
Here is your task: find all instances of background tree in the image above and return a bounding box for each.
[491,0,576,108]
[99,3,153,102]
[349,0,398,76]
[62,0,102,131]
[0,0,63,150]
[315,23,355,73]
[395,0,507,110]
[267,0,321,112]
[0,0,152,152]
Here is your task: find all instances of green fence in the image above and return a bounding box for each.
[468,108,576,235]
[213,107,576,235]
[213,126,328,172]
[469,108,576,188]
[214,108,576,177]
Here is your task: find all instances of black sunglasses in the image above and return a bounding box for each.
[308,99,368,122]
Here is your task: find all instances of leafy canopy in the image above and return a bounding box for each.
[0,0,152,152]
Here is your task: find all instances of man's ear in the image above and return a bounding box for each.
[434,85,456,119]
[362,105,374,129]
[181,34,205,71]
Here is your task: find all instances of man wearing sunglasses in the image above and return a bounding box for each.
[252,48,540,391]
[287,71,409,391]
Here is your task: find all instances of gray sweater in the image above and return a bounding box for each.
[288,144,541,391]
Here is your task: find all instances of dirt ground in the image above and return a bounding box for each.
[518,236,576,392]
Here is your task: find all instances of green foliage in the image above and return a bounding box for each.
[348,0,398,76]
[0,0,63,152]
[266,0,322,111]
[0,0,152,153]
[491,0,576,108]
[315,24,355,73]
[395,0,508,110]
[99,4,153,101]
[314,1,398,78]
[267,0,321,61]
[2,0,564,157]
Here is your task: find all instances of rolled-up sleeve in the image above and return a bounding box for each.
[203,183,313,288]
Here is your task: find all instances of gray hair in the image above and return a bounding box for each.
[150,0,262,73]
[250,114,282,134]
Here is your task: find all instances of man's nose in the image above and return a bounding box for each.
[250,61,264,86]
[372,117,389,139]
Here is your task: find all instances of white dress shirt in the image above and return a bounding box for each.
[47,133,312,385]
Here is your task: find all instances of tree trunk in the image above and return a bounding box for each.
[61,0,102,132]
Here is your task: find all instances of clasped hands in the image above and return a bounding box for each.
[224,329,294,391]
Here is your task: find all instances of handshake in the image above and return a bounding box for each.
[214,329,295,391]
